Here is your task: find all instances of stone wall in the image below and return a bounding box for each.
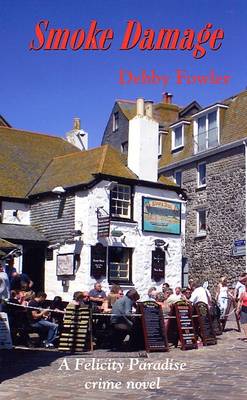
[163,146,246,291]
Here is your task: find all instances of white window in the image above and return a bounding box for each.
[110,184,131,219]
[197,162,206,187]
[108,247,132,284]
[158,133,163,157]
[194,106,223,153]
[121,141,128,154]
[113,112,119,132]
[172,125,184,151]
[197,209,207,236]
[174,170,182,187]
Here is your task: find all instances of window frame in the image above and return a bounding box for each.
[110,183,133,221]
[113,111,119,132]
[174,169,182,187]
[193,106,221,154]
[196,208,207,237]
[121,141,128,154]
[197,161,207,188]
[108,246,133,285]
[171,124,184,152]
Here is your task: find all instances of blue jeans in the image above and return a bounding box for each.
[31,319,58,344]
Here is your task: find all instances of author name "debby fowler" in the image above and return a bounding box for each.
[119,69,231,85]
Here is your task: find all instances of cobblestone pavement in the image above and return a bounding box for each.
[1,321,247,400]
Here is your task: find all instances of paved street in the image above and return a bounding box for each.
[0,320,247,400]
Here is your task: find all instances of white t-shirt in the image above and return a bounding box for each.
[190,287,211,305]
[235,281,245,299]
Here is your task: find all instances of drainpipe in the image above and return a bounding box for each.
[244,140,247,272]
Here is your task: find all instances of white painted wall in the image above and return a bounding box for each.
[2,201,30,225]
[44,180,184,301]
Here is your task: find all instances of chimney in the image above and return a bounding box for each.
[128,98,159,182]
[66,117,88,151]
[162,92,173,104]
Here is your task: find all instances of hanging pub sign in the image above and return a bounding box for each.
[151,248,165,281]
[91,243,107,278]
[142,197,181,235]
[97,215,110,238]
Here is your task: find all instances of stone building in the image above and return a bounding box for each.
[102,90,247,288]
[0,101,186,299]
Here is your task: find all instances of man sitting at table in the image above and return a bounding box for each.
[89,282,106,310]
[110,289,140,351]
[29,292,58,348]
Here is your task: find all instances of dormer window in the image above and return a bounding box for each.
[193,104,228,153]
[171,121,189,152]
[113,112,119,132]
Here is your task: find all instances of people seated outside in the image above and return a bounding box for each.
[181,287,192,301]
[89,282,106,310]
[28,292,58,348]
[48,296,65,333]
[166,288,181,305]
[102,286,124,312]
[110,289,140,350]
[162,283,170,293]
[10,271,33,291]
[142,286,157,302]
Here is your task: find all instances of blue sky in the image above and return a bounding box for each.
[0,0,246,148]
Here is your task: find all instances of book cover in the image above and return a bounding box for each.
[0,1,246,399]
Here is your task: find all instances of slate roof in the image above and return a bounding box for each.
[159,90,247,169]
[0,126,81,198]
[0,224,47,242]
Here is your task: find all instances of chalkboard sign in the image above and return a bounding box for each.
[91,243,107,278]
[172,301,197,350]
[194,302,217,346]
[59,304,93,352]
[151,248,165,281]
[139,301,168,352]
[0,312,13,349]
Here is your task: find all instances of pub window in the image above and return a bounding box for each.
[197,209,207,236]
[110,184,131,219]
[113,112,119,132]
[108,247,132,284]
[197,162,206,188]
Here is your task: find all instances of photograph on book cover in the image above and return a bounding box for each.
[0,0,247,399]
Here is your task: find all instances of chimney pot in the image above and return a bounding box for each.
[144,100,154,118]
[136,98,145,116]
[162,92,173,104]
[73,117,81,130]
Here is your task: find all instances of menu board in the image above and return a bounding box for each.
[194,302,217,345]
[90,243,107,278]
[139,301,168,352]
[173,301,197,350]
[151,248,165,281]
[0,312,12,349]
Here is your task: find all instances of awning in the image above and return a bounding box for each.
[0,224,47,242]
